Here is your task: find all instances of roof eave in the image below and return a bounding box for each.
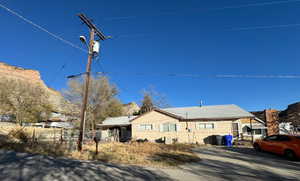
[97,123,131,127]
[130,108,184,122]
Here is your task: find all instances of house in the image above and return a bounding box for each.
[97,116,137,142]
[131,104,266,144]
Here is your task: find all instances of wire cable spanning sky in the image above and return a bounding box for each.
[91,71,300,79]
[103,0,300,21]
[1,0,300,53]
[0,3,87,53]
[230,23,300,31]
[2,0,300,82]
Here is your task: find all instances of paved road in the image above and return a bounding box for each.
[0,147,299,181]
[0,150,171,181]
[163,146,300,181]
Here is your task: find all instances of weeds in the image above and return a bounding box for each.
[1,126,201,167]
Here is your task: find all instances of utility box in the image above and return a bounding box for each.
[93,41,100,54]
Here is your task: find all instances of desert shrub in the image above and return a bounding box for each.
[8,128,29,143]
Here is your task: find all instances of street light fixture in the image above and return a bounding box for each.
[79,35,88,48]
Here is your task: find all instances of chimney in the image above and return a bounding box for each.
[265,109,279,136]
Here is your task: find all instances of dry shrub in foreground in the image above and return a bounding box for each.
[0,137,200,167]
[71,142,201,167]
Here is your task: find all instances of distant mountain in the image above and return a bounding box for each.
[252,102,300,126]
[0,62,75,114]
[279,102,300,126]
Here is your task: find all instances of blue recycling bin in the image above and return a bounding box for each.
[224,135,233,147]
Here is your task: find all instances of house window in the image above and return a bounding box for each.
[197,123,214,129]
[253,129,262,135]
[139,124,152,131]
[162,123,177,132]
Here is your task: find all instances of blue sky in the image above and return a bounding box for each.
[0,0,300,111]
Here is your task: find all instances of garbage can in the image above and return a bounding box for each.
[216,135,223,145]
[224,134,233,147]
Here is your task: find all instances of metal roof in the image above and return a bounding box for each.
[99,116,137,126]
[162,104,254,120]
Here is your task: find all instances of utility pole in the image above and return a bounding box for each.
[77,13,108,151]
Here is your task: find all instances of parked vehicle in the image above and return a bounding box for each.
[253,135,300,160]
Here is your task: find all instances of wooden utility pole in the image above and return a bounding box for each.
[77,13,108,151]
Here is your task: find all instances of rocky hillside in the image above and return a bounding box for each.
[0,62,140,117]
[122,102,140,115]
[279,102,300,126]
[0,62,72,114]
[252,102,300,126]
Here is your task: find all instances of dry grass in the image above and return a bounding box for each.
[0,126,200,167]
[0,139,200,167]
[71,142,201,167]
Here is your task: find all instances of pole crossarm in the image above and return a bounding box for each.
[78,13,107,41]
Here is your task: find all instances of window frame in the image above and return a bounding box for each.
[162,122,177,132]
[253,129,262,135]
[197,122,215,129]
[139,124,153,131]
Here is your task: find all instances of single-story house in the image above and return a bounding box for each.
[97,116,136,142]
[99,104,266,144]
[131,104,266,144]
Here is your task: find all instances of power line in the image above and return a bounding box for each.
[50,63,67,83]
[210,0,300,11]
[93,71,300,79]
[104,0,300,21]
[0,3,87,53]
[230,23,300,31]
[217,74,300,79]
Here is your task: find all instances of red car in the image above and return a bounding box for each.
[253,135,300,160]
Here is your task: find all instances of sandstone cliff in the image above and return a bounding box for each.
[122,102,140,115]
[0,62,71,113]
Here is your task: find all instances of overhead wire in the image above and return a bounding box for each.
[0,3,87,53]
[2,2,300,82]
[0,3,90,86]
[230,23,300,31]
[104,0,300,21]
[93,72,300,79]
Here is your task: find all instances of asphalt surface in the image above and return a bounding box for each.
[0,146,299,181]
[163,146,300,181]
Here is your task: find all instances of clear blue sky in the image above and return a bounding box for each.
[1,0,300,111]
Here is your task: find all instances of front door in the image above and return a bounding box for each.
[232,123,239,138]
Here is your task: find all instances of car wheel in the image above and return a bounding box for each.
[253,143,261,152]
[284,150,296,161]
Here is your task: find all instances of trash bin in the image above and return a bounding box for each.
[216,135,223,145]
[224,134,233,147]
[211,135,217,145]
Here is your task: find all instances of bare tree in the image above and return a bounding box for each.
[141,86,170,109]
[0,78,52,125]
[140,92,154,114]
[63,75,123,130]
